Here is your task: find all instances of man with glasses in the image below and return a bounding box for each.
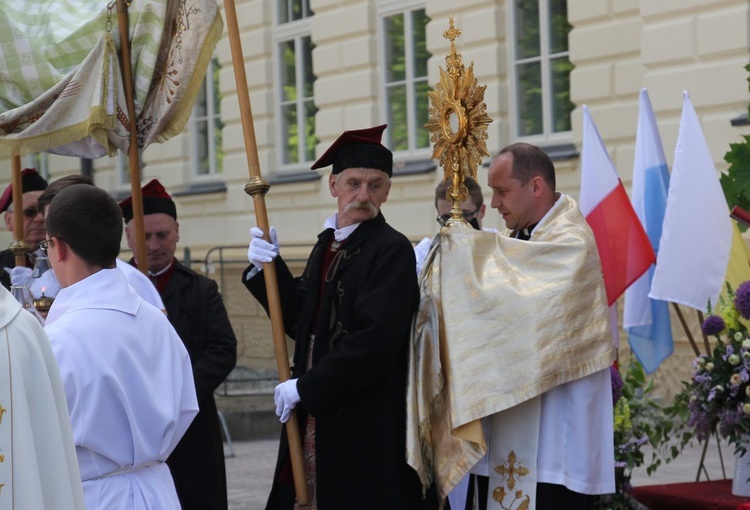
[0,168,48,290]
[415,176,494,275]
[42,184,198,509]
[34,174,164,310]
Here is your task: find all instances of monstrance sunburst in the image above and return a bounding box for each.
[425,16,492,224]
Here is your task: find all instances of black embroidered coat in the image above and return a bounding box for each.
[243,213,435,510]
[161,261,238,510]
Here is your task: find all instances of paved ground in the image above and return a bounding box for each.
[224,436,738,509]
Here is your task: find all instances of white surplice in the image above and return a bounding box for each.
[0,285,85,509]
[115,258,164,310]
[45,268,198,509]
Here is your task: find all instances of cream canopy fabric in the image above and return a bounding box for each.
[0,0,222,158]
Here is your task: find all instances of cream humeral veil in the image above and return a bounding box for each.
[406,194,615,499]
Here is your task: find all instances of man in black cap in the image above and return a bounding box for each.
[244,125,436,509]
[120,179,237,510]
[0,168,48,290]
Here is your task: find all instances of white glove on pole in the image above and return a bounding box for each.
[247,226,280,269]
[5,266,33,287]
[274,378,301,423]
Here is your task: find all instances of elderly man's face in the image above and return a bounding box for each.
[3,190,45,248]
[329,168,391,228]
[125,213,179,272]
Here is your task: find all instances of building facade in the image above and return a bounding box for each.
[2,0,749,395]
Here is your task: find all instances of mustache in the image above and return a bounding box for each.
[344,200,378,217]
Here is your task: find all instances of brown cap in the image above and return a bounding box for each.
[311,124,393,176]
[118,179,176,223]
[0,168,48,212]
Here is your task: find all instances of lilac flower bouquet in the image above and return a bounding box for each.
[682,281,750,452]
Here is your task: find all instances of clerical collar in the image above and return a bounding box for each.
[323,213,361,242]
[515,223,538,241]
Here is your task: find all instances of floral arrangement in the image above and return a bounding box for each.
[679,281,750,453]
[594,359,686,510]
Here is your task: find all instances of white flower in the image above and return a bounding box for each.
[736,332,745,341]
[743,339,750,349]
[744,403,750,415]
[729,354,741,366]
[706,362,715,372]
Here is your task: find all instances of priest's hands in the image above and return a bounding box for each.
[274,378,300,423]
[247,227,279,268]
[5,266,33,287]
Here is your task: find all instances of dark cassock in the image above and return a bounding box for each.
[120,180,238,510]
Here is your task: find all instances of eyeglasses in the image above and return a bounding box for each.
[8,206,38,218]
[39,239,51,258]
[436,205,481,227]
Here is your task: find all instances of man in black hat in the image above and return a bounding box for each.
[0,168,48,290]
[120,179,237,510]
[244,125,437,510]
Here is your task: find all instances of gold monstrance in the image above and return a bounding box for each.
[425,17,492,224]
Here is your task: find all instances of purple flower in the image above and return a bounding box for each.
[610,365,624,405]
[702,315,726,336]
[735,281,750,319]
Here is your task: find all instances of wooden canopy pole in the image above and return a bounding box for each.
[10,155,27,267]
[116,0,148,276]
[222,0,308,503]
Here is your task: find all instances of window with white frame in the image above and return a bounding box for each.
[190,57,223,176]
[380,5,430,155]
[511,0,574,140]
[275,0,317,168]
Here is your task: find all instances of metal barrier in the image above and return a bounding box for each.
[203,245,310,396]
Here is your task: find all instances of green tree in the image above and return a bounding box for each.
[722,63,750,230]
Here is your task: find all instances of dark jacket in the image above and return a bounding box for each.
[244,213,435,510]
[162,260,237,510]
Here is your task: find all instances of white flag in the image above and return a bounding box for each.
[649,91,732,311]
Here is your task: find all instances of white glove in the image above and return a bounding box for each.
[5,266,33,287]
[30,269,61,298]
[247,226,279,268]
[274,378,301,423]
[414,237,432,275]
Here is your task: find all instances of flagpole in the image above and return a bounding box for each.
[221,0,307,503]
[671,303,701,357]
[695,310,712,354]
[10,155,26,267]
[116,0,148,277]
